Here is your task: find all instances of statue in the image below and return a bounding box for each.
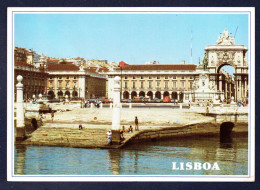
[216,29,235,45]
[202,52,208,70]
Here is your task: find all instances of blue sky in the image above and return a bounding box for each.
[14,13,249,68]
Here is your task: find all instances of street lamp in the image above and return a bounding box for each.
[120,66,122,102]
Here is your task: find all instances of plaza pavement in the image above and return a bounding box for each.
[42,107,216,130]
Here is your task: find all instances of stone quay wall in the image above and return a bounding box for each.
[122,122,248,146]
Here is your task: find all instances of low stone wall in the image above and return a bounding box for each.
[123,122,248,146]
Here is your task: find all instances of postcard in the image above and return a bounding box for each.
[7,7,255,182]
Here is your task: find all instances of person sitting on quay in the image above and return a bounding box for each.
[79,124,83,130]
[40,112,46,124]
[106,130,112,145]
[128,125,133,133]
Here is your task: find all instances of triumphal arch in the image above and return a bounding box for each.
[205,29,248,102]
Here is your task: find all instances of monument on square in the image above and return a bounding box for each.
[111,76,121,145]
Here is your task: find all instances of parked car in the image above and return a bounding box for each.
[133,97,142,102]
[163,96,171,103]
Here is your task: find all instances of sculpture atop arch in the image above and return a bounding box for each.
[216,29,235,45]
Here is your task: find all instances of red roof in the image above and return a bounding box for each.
[47,63,79,71]
[47,59,59,63]
[116,64,196,71]
[15,61,34,68]
[119,61,128,67]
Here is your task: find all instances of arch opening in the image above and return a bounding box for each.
[131,91,137,99]
[155,91,161,99]
[220,122,234,145]
[123,91,129,99]
[217,65,235,102]
[147,91,153,100]
[139,91,145,97]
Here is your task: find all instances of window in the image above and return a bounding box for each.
[66,81,69,87]
[165,76,168,79]
[124,76,128,79]
[173,82,177,89]
[157,76,160,80]
[149,76,152,80]
[190,82,193,89]
[125,81,128,88]
[74,76,77,80]
[66,76,70,80]
[149,81,152,88]
[157,81,160,88]
[173,75,176,79]
[140,81,144,88]
[181,75,185,80]
[181,81,185,88]
[58,76,62,79]
[59,81,62,88]
[132,81,136,88]
[49,81,53,87]
[141,76,144,79]
[165,81,168,88]
[189,76,193,80]
[74,82,77,87]
[132,76,136,80]
[49,77,52,80]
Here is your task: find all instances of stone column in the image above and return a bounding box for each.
[224,81,227,99]
[54,76,57,98]
[177,91,180,101]
[112,76,121,145]
[78,75,86,99]
[153,91,156,99]
[16,75,25,141]
[229,83,232,100]
[234,79,237,102]
[239,79,242,101]
[245,78,247,98]
[219,76,222,92]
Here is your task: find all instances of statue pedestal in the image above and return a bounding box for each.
[16,127,25,142]
[111,130,121,145]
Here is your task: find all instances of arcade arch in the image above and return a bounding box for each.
[123,91,129,99]
[155,91,161,99]
[131,91,137,99]
[147,91,153,99]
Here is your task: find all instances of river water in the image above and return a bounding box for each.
[14,135,248,176]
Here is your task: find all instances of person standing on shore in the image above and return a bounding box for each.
[135,116,139,131]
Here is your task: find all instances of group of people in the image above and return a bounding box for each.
[120,125,133,138]
[83,100,102,108]
[39,105,55,124]
[106,116,139,145]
